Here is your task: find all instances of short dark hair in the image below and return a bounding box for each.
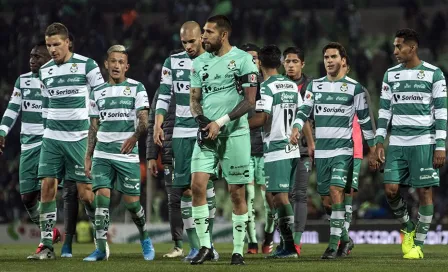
[207,15,232,35]
[45,22,69,39]
[345,54,351,68]
[395,28,419,46]
[35,40,47,48]
[283,46,305,62]
[241,43,260,54]
[322,42,347,60]
[259,44,282,69]
[68,33,74,52]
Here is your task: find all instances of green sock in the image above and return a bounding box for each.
[246,184,257,243]
[232,212,248,255]
[95,195,110,252]
[25,201,40,227]
[344,195,353,232]
[293,232,302,245]
[414,205,433,249]
[174,240,183,249]
[125,201,149,241]
[40,201,57,249]
[277,204,294,251]
[387,194,414,232]
[207,181,216,244]
[181,196,200,249]
[192,204,211,248]
[261,190,275,234]
[274,209,284,249]
[329,203,345,250]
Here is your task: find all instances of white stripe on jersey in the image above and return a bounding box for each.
[389,134,435,146]
[312,82,356,96]
[392,114,434,127]
[378,109,392,120]
[93,150,140,163]
[175,105,193,118]
[173,81,191,94]
[46,85,89,98]
[44,129,87,141]
[316,127,351,139]
[172,127,197,138]
[22,100,42,113]
[171,58,192,70]
[435,109,447,120]
[100,108,136,121]
[315,147,353,159]
[264,148,301,163]
[387,70,434,83]
[47,108,88,121]
[314,103,355,117]
[21,123,44,135]
[433,80,446,98]
[97,131,134,143]
[156,100,169,111]
[4,109,19,120]
[391,92,432,105]
[21,141,42,151]
[40,63,87,78]
[255,94,273,112]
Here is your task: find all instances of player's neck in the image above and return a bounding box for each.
[404,57,422,69]
[327,71,345,82]
[262,68,278,81]
[290,72,302,81]
[215,42,232,57]
[109,77,126,85]
[58,52,73,65]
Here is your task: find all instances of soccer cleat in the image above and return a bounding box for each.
[183,248,199,262]
[265,247,284,259]
[294,243,302,256]
[52,228,61,244]
[403,245,424,259]
[230,253,245,265]
[61,244,73,258]
[247,243,259,254]
[262,232,274,254]
[190,246,214,265]
[337,237,354,257]
[94,238,110,259]
[27,246,55,260]
[163,247,183,258]
[321,247,337,259]
[401,229,416,255]
[141,238,155,261]
[83,249,107,261]
[212,246,220,262]
[277,249,298,258]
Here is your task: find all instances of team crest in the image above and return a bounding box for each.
[417,70,425,79]
[340,83,348,92]
[306,92,313,100]
[70,63,78,73]
[123,86,131,96]
[227,60,236,70]
[13,91,21,97]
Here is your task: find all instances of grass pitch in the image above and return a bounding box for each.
[1,243,447,272]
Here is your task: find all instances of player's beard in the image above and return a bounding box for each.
[205,40,222,54]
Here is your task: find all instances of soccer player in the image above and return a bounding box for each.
[153,21,219,261]
[189,15,258,265]
[0,41,61,253]
[27,23,105,260]
[375,29,447,259]
[282,46,315,254]
[290,42,376,259]
[240,43,275,254]
[83,45,154,261]
[249,44,303,258]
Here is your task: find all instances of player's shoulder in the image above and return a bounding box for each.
[92,82,109,93]
[72,53,90,62]
[126,78,144,87]
[386,64,402,72]
[312,76,326,83]
[170,51,188,59]
[421,61,441,72]
[233,47,252,59]
[19,72,33,79]
[40,59,55,70]
[344,76,359,85]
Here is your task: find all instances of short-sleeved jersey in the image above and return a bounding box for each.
[156,51,197,138]
[190,47,258,137]
[375,61,447,150]
[39,53,104,142]
[293,76,375,159]
[0,72,43,150]
[89,78,149,163]
[256,75,302,162]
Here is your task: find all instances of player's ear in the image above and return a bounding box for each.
[302,61,306,69]
[125,63,130,72]
[104,60,108,70]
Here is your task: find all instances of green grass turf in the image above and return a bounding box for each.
[1,243,447,272]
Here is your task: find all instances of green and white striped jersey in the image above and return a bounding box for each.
[156,51,196,138]
[256,75,302,162]
[89,78,149,163]
[375,62,447,150]
[39,53,104,141]
[0,72,43,150]
[293,76,375,159]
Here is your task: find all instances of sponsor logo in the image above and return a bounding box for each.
[67,77,81,83]
[225,73,234,78]
[162,68,171,77]
[394,73,400,79]
[46,78,54,87]
[315,106,345,114]
[110,100,117,106]
[275,83,294,89]
[317,84,323,90]
[48,88,79,96]
[279,184,289,188]
[13,91,21,97]
[281,92,295,102]
[123,86,131,96]
[417,70,425,79]
[101,90,106,96]
[48,68,53,75]
[178,60,185,67]
[23,101,42,110]
[306,92,313,100]
[214,74,222,80]
[420,168,434,171]
[176,82,190,92]
[249,74,257,83]
[25,79,31,86]
[420,175,432,180]
[75,171,85,176]
[176,70,184,78]
[382,84,389,92]
[227,60,236,70]
[98,99,106,108]
[393,94,423,102]
[340,83,348,92]
[393,82,400,90]
[119,100,132,106]
[404,83,411,89]
[70,63,78,73]
[23,89,31,97]
[336,96,348,101]
[326,95,334,101]
[442,84,446,92]
[212,83,233,92]
[315,93,322,101]
[332,175,342,180]
[202,64,209,71]
[107,112,130,118]
[285,143,299,153]
[414,83,426,89]
[57,78,65,84]
[202,72,209,81]
[333,168,348,173]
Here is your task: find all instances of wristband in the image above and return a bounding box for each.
[215,114,230,128]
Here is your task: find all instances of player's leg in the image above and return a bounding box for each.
[206,178,219,260]
[61,179,78,257]
[261,186,275,254]
[246,156,258,253]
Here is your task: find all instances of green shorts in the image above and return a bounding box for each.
[383,145,439,188]
[92,157,141,196]
[19,145,41,195]
[315,155,353,196]
[172,137,195,188]
[249,156,265,185]
[38,138,89,183]
[265,158,299,193]
[345,158,361,192]
[191,133,250,185]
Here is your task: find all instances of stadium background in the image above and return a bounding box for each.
[0,0,447,244]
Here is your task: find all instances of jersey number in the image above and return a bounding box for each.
[283,108,294,134]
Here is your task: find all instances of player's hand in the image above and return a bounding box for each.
[204,121,220,140]
[153,125,164,147]
[0,136,5,155]
[376,143,385,164]
[85,157,93,179]
[307,143,315,165]
[368,146,379,171]
[148,159,158,177]
[290,127,300,145]
[121,136,138,154]
[433,150,446,169]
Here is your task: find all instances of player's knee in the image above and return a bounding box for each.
[295,188,308,203]
[384,185,399,200]
[230,190,245,205]
[168,189,182,208]
[191,182,205,198]
[62,180,78,200]
[21,192,38,209]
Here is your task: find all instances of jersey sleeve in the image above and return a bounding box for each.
[136,83,150,111]
[39,71,49,128]
[0,77,22,137]
[190,59,202,88]
[238,52,259,88]
[375,72,392,145]
[293,81,314,131]
[156,56,173,116]
[86,58,105,90]
[432,69,447,150]
[255,83,273,115]
[88,89,99,118]
[354,83,375,147]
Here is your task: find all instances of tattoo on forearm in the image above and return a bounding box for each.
[87,118,99,158]
[228,87,256,120]
[133,110,149,139]
[190,87,203,117]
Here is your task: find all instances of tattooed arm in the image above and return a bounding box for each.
[85,117,99,179]
[190,87,203,117]
[227,86,257,121]
[121,110,149,154]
